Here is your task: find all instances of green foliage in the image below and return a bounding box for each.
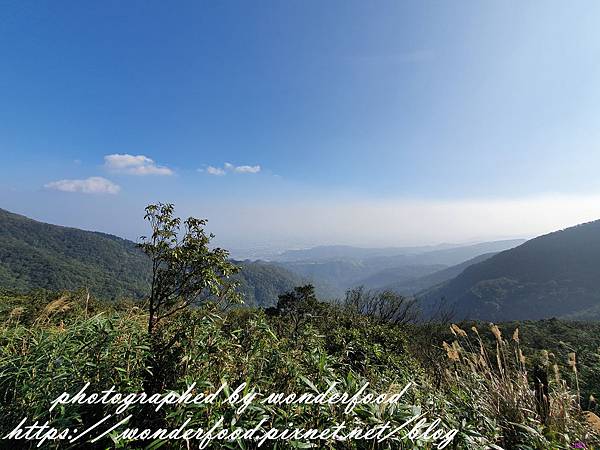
[506,319,600,413]
[0,291,149,443]
[1,290,598,449]
[441,323,594,448]
[0,208,151,299]
[410,318,600,416]
[139,203,241,334]
[0,207,307,307]
[232,260,308,307]
[1,206,599,449]
[422,219,600,321]
[0,291,424,449]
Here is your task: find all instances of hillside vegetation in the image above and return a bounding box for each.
[421,220,600,321]
[381,252,497,295]
[0,288,598,449]
[0,208,305,306]
[233,260,309,307]
[1,204,599,448]
[0,208,151,299]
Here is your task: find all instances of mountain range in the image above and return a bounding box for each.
[274,240,524,296]
[2,206,600,321]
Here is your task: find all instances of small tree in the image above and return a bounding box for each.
[343,286,420,325]
[268,285,321,339]
[138,203,241,336]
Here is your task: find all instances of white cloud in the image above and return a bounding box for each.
[44,177,120,194]
[228,163,261,174]
[104,154,173,176]
[206,166,226,176]
[203,162,261,176]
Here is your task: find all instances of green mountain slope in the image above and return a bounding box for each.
[0,208,309,305]
[0,208,151,299]
[233,260,308,307]
[382,252,497,295]
[420,220,600,321]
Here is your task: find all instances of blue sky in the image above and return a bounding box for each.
[2,1,600,252]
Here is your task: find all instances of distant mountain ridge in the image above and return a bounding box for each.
[420,220,600,321]
[273,243,462,262]
[275,240,525,296]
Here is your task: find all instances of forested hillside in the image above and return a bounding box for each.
[354,264,446,290]
[233,260,310,307]
[0,208,151,299]
[1,205,599,449]
[0,208,307,305]
[421,220,600,321]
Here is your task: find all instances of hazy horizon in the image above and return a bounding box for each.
[2,194,599,260]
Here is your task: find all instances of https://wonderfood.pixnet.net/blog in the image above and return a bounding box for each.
[4,381,458,448]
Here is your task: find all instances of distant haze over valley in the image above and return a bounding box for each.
[269,240,526,298]
[4,206,600,321]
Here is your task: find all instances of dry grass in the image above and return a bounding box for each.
[33,295,72,324]
[444,323,598,448]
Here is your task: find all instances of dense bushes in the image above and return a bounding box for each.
[1,289,599,449]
